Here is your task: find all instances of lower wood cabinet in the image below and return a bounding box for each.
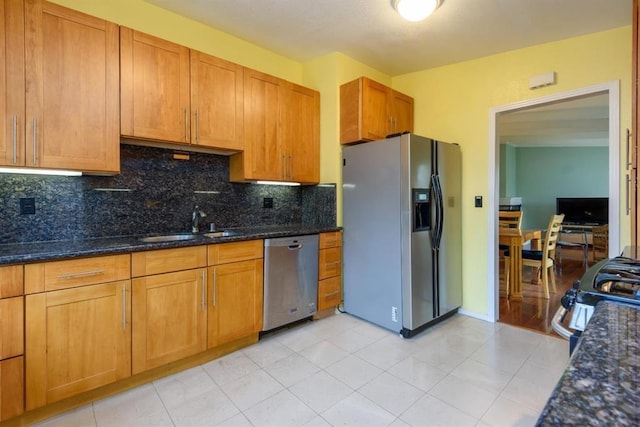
[132,268,207,374]
[208,240,263,348]
[1,356,23,421]
[25,281,131,409]
[208,259,263,348]
[318,232,342,311]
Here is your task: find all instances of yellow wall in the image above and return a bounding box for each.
[392,27,631,315]
[47,0,632,317]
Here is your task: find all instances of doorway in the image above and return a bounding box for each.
[487,81,621,323]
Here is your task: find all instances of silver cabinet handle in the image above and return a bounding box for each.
[122,282,127,330]
[289,154,293,180]
[12,116,17,164]
[626,173,631,215]
[201,270,206,311]
[195,109,199,144]
[56,269,105,279]
[184,108,188,142]
[212,268,217,306]
[324,291,340,297]
[626,129,632,169]
[32,118,37,165]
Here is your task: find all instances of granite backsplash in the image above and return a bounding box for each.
[0,144,336,244]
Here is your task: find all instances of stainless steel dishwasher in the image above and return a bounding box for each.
[263,234,319,331]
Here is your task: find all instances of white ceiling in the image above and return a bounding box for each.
[145,0,630,76]
[145,0,626,147]
[499,92,610,147]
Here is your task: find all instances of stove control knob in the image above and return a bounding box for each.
[572,280,581,290]
[561,288,578,310]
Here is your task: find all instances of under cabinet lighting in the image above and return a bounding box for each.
[256,181,301,186]
[0,167,81,176]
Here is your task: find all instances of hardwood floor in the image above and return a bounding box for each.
[498,247,593,336]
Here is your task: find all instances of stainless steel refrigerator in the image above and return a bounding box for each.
[342,133,462,337]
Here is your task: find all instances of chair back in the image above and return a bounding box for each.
[592,224,609,260]
[543,214,565,261]
[499,210,523,229]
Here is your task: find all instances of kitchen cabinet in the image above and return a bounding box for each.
[317,231,342,311]
[24,255,131,410]
[21,0,119,173]
[191,51,244,150]
[131,247,207,374]
[0,265,24,421]
[120,27,190,144]
[229,69,320,184]
[340,76,414,145]
[207,240,263,348]
[121,29,244,151]
[632,0,639,246]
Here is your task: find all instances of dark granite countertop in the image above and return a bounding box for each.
[0,225,341,265]
[537,301,640,426]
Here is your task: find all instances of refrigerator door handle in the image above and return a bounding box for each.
[431,175,444,249]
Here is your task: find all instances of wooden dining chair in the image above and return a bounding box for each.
[505,213,564,299]
[498,210,522,250]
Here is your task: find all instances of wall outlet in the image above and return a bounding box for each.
[391,306,398,322]
[263,197,273,208]
[20,197,36,215]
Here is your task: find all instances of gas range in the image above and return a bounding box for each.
[552,256,640,352]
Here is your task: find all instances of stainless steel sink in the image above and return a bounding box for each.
[202,230,241,238]
[139,233,198,243]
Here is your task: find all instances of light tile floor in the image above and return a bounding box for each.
[34,313,569,427]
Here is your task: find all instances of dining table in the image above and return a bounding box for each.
[499,228,542,298]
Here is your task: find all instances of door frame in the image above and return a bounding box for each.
[487,81,621,321]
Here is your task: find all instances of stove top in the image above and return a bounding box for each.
[577,257,640,305]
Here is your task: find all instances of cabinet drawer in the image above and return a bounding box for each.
[318,276,341,311]
[0,297,23,360]
[25,254,130,294]
[0,265,23,298]
[208,240,263,265]
[0,356,24,421]
[319,231,341,249]
[132,246,206,277]
[319,247,342,280]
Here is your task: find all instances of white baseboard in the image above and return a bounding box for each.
[458,308,494,322]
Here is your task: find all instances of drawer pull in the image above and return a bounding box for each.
[325,261,341,265]
[324,291,340,297]
[56,269,106,279]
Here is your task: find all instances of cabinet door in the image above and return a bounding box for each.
[0,296,23,360]
[25,281,131,409]
[318,276,341,311]
[0,356,23,421]
[191,51,243,151]
[24,0,119,173]
[390,90,414,135]
[284,83,319,184]
[361,78,391,141]
[233,69,284,181]
[319,247,342,280]
[120,27,190,144]
[132,269,207,374]
[1,0,25,167]
[208,259,263,348]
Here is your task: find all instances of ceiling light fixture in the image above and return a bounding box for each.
[392,0,441,22]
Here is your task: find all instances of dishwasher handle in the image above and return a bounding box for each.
[288,243,303,250]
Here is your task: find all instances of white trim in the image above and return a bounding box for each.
[458,308,494,323]
[487,81,621,321]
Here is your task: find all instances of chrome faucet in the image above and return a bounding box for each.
[191,205,206,233]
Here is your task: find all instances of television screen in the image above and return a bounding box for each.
[556,197,608,225]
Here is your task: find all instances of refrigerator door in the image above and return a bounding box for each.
[404,135,435,331]
[343,138,404,332]
[435,140,463,315]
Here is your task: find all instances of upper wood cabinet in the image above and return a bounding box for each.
[121,28,244,151]
[632,0,639,246]
[191,51,244,150]
[120,27,190,144]
[229,69,319,184]
[340,76,414,145]
[1,0,119,173]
